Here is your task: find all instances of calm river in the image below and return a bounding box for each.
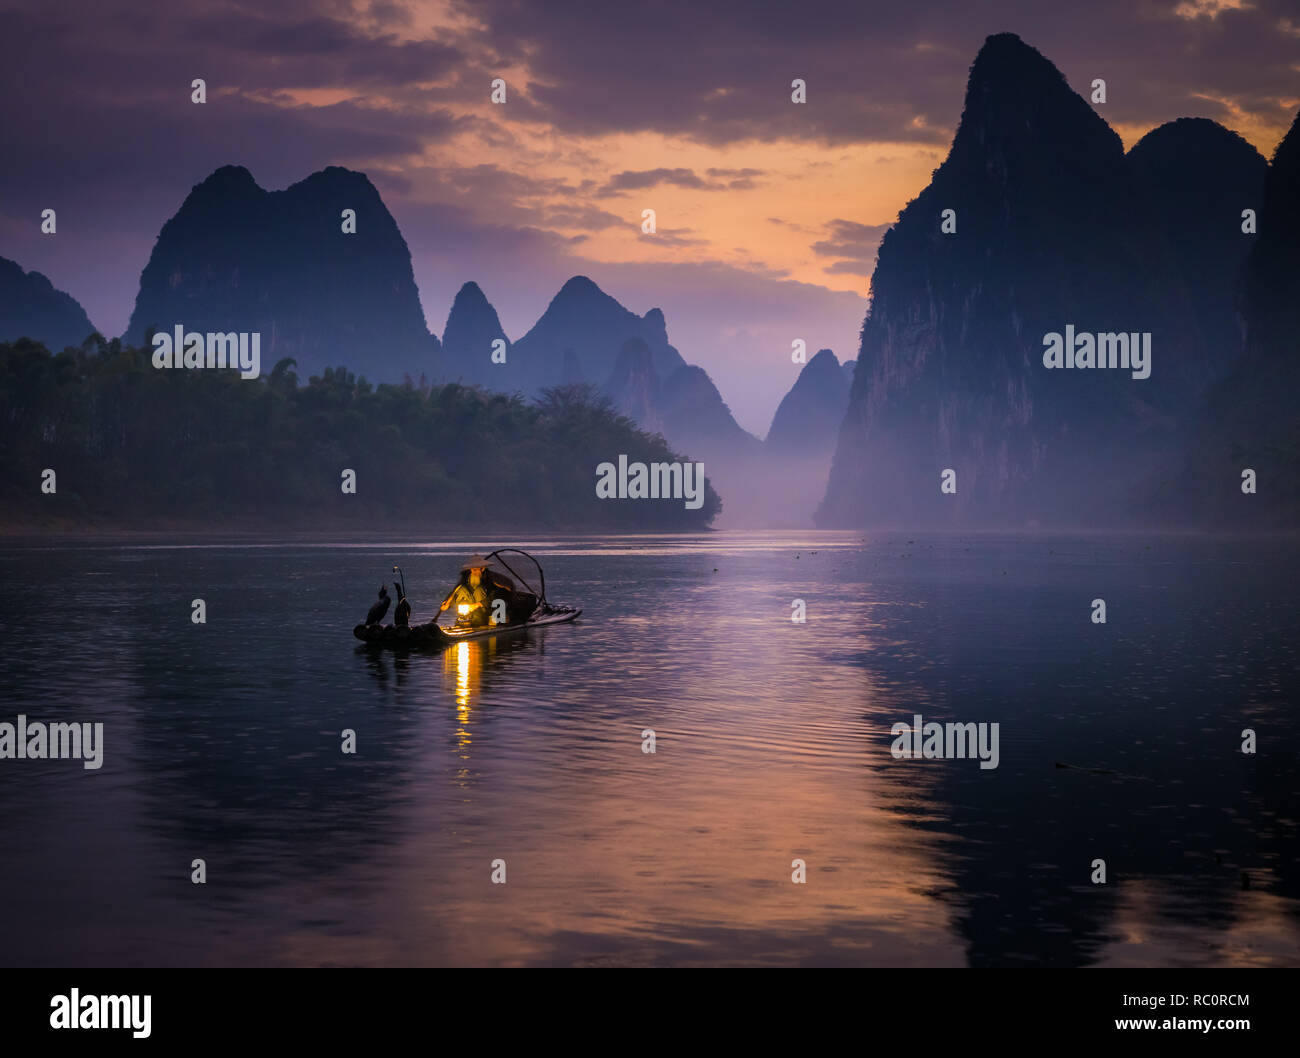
[0,531,1296,966]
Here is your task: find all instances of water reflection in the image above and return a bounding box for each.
[0,533,1295,967]
[445,639,487,758]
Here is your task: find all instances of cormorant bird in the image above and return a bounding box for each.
[365,584,391,625]
[393,580,411,628]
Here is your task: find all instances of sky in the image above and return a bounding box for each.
[0,0,1296,433]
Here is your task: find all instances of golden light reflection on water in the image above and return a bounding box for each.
[442,637,498,759]
[447,640,474,756]
[454,641,471,709]
[353,614,977,967]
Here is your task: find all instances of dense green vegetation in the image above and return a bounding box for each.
[0,337,721,530]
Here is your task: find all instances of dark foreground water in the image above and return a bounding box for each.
[0,531,1296,967]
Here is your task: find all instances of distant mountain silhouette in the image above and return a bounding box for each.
[1179,107,1300,524]
[606,337,663,432]
[842,358,856,386]
[0,255,96,351]
[504,276,686,395]
[439,281,510,387]
[485,274,759,482]
[1128,118,1267,381]
[125,165,439,381]
[766,349,850,455]
[603,334,760,460]
[817,32,1253,528]
[659,364,762,462]
[730,348,853,527]
[587,320,763,523]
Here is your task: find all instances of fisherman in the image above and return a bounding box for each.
[440,556,493,628]
[440,555,537,628]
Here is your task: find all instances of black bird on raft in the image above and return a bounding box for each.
[365,584,391,625]
[393,580,411,628]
